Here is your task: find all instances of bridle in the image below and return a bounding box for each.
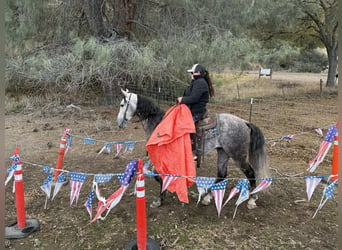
[122,93,132,123]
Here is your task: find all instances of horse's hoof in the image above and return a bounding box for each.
[247,198,257,209]
[150,199,161,208]
[201,194,212,206]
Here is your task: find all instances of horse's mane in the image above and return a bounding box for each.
[136,95,165,135]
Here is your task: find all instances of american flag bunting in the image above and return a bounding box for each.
[308,125,337,172]
[211,179,228,216]
[90,160,137,223]
[70,172,87,206]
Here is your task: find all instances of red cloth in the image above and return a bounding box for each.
[146,104,196,203]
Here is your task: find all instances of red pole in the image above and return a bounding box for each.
[135,159,147,250]
[54,128,69,182]
[331,129,338,181]
[12,147,27,229]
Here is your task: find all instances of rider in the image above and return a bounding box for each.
[177,63,214,122]
[177,64,215,160]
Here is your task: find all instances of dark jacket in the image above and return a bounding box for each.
[181,76,209,121]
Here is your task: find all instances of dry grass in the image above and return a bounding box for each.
[212,71,337,102]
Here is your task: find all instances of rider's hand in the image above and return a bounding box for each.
[177,97,182,103]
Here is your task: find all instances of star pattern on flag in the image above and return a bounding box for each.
[70,172,88,206]
[323,180,337,199]
[95,174,114,183]
[84,189,95,219]
[124,141,136,152]
[41,173,53,199]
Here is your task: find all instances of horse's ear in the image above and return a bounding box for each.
[121,88,129,97]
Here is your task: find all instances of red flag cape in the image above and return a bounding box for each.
[146,104,196,203]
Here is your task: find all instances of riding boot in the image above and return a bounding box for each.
[190,133,197,160]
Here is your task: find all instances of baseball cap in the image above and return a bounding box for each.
[186,64,206,73]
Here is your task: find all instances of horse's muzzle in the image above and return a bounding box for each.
[117,119,127,128]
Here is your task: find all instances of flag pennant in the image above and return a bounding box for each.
[70,172,88,206]
[90,160,138,223]
[211,179,228,216]
[124,141,136,152]
[5,163,18,186]
[84,189,95,219]
[250,178,274,195]
[52,172,67,200]
[304,176,322,201]
[96,143,112,157]
[308,125,337,172]
[313,180,338,218]
[83,138,96,145]
[114,143,123,158]
[282,134,295,140]
[314,128,323,137]
[223,179,245,208]
[162,175,178,193]
[233,179,249,219]
[40,172,53,199]
[195,177,216,205]
[65,134,73,155]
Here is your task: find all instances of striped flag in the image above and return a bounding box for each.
[223,179,246,208]
[211,179,227,216]
[308,125,337,172]
[90,160,137,223]
[70,172,88,206]
[114,143,123,158]
[162,175,178,192]
[304,176,322,201]
[250,178,273,195]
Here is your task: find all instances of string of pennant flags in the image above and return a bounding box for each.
[62,131,144,157]
[5,124,338,222]
[6,156,338,221]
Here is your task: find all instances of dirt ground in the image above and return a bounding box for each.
[4,79,338,249]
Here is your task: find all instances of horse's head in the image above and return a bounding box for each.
[116,89,138,128]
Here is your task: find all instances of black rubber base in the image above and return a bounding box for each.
[124,237,160,250]
[5,219,40,239]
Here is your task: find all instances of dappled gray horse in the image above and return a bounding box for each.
[117,89,269,209]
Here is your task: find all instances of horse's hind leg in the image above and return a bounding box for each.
[239,161,258,209]
[202,148,229,205]
[150,174,166,208]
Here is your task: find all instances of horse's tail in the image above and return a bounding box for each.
[247,123,269,179]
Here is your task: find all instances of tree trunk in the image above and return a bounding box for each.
[326,47,338,87]
[81,0,108,38]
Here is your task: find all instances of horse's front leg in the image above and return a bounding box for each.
[240,162,258,209]
[202,148,229,205]
[150,174,166,208]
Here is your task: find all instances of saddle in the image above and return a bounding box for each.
[193,113,219,168]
